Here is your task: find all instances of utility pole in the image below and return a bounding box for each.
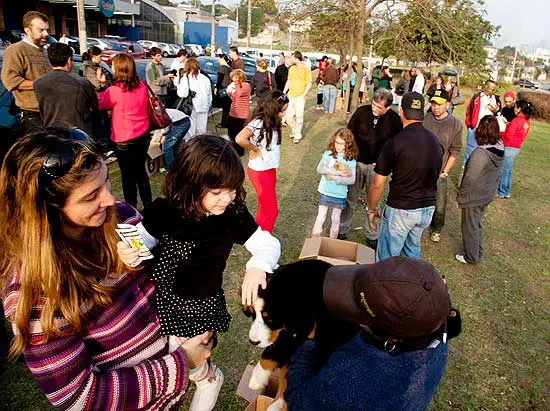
[247,0,252,48]
[511,47,518,81]
[210,0,216,56]
[75,0,87,55]
[235,5,239,42]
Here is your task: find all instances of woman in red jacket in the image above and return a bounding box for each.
[497,99,533,198]
[98,53,152,208]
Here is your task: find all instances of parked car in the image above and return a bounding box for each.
[87,37,112,51]
[241,57,257,82]
[101,41,146,65]
[65,36,82,55]
[514,79,538,89]
[185,44,205,57]
[0,29,22,47]
[156,42,174,57]
[197,56,219,85]
[101,35,126,42]
[263,56,278,73]
[0,51,22,154]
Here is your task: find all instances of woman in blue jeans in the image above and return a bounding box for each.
[497,100,533,198]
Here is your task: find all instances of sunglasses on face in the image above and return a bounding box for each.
[40,128,93,180]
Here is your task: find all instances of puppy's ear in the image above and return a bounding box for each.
[242,304,255,318]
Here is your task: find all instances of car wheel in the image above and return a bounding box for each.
[162,51,168,57]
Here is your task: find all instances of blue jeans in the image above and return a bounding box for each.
[497,147,521,197]
[377,205,435,262]
[464,127,477,165]
[322,85,337,113]
[163,117,190,169]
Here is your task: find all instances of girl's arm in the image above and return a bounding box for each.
[331,163,356,185]
[316,153,339,176]
[242,227,281,305]
[235,127,260,155]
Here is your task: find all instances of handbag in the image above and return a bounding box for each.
[217,88,229,99]
[144,82,172,131]
[175,75,196,115]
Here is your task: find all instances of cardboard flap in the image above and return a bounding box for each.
[355,244,376,264]
[299,237,323,260]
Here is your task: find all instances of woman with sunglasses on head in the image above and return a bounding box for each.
[97,53,152,209]
[0,129,213,410]
[236,91,288,233]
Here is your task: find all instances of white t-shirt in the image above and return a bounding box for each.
[477,93,498,127]
[246,119,281,171]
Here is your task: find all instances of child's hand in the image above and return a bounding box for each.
[339,165,351,177]
[178,331,214,369]
[242,268,267,306]
[117,241,141,267]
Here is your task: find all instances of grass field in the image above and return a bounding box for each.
[0,91,549,411]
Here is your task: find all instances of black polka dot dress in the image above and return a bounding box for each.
[142,198,258,338]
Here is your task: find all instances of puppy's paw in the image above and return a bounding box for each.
[249,362,271,390]
[267,397,286,411]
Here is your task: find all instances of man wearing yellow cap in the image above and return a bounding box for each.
[423,89,463,243]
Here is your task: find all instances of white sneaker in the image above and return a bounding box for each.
[455,254,468,264]
[159,167,167,173]
[189,368,224,411]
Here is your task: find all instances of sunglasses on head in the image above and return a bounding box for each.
[40,128,93,180]
[276,93,289,104]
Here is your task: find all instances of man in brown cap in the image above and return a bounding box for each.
[285,257,461,411]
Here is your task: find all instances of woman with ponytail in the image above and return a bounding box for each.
[497,99,533,199]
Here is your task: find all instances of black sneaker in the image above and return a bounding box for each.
[365,238,378,250]
[337,233,348,240]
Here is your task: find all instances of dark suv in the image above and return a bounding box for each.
[514,79,538,89]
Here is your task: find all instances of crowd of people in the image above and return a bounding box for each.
[0,10,534,411]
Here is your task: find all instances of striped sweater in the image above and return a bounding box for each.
[228,82,251,119]
[2,203,189,410]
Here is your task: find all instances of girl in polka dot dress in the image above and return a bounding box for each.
[117,135,281,411]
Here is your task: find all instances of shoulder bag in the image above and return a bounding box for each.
[144,81,172,131]
[175,75,196,115]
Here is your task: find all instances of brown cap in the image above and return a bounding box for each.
[323,257,451,338]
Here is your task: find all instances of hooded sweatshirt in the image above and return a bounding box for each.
[457,142,504,208]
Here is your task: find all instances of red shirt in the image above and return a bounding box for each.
[229,82,251,119]
[501,114,531,149]
[98,82,150,143]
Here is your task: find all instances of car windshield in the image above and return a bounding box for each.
[200,59,219,74]
[109,43,127,51]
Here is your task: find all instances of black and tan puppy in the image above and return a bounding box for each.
[243,260,360,410]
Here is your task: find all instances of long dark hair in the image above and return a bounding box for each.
[515,99,533,120]
[475,115,500,145]
[248,90,288,149]
[164,135,246,219]
[82,46,102,62]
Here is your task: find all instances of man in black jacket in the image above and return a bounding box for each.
[34,43,99,139]
[339,88,402,248]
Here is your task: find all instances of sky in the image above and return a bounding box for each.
[211,0,549,52]
[483,0,550,52]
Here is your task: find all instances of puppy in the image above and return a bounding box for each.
[243,260,360,410]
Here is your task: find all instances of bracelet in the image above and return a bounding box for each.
[367,208,377,215]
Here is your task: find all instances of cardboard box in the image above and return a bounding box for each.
[236,365,280,403]
[244,395,275,411]
[299,237,375,266]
